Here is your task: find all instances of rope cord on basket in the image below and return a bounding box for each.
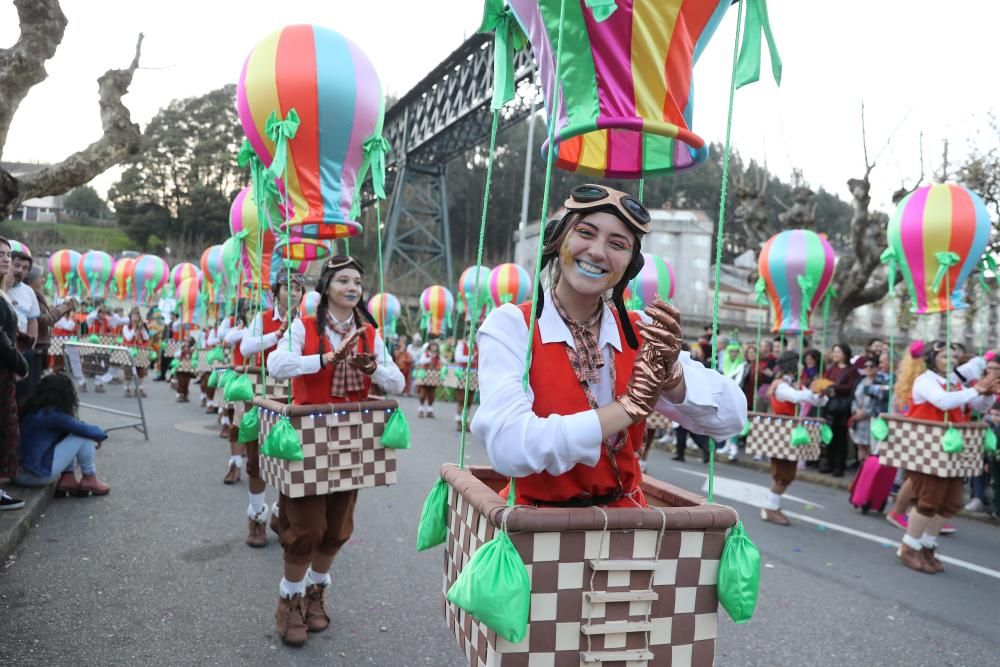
[812,287,834,421]
[457,109,501,470]
[706,0,746,504]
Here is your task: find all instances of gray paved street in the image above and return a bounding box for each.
[1,379,998,666]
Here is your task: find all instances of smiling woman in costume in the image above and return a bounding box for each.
[471,185,747,509]
[267,256,404,646]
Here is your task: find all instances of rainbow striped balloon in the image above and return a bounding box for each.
[8,240,30,258]
[888,183,990,315]
[177,276,202,326]
[758,230,836,334]
[112,257,136,301]
[489,263,532,307]
[299,291,321,318]
[230,186,276,290]
[201,244,226,304]
[132,254,169,305]
[170,262,200,293]
[420,285,454,336]
[626,253,675,310]
[48,249,80,298]
[368,292,401,335]
[509,0,731,178]
[237,24,383,240]
[78,250,114,300]
[458,266,492,320]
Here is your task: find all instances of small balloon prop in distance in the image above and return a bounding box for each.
[489,263,532,307]
[420,285,454,336]
[368,292,401,337]
[132,254,170,305]
[48,249,80,298]
[113,257,136,300]
[176,276,201,326]
[758,229,836,334]
[230,186,277,291]
[237,24,384,240]
[458,266,492,321]
[626,253,675,310]
[170,262,200,293]
[78,250,115,300]
[8,240,30,257]
[201,244,227,304]
[887,183,991,314]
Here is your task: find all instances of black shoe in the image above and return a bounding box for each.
[671,455,685,462]
[0,489,25,511]
[818,465,833,474]
[832,469,845,478]
[702,453,711,464]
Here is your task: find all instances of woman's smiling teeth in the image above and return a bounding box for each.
[575,259,608,278]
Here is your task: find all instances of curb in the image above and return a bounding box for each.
[653,440,999,527]
[0,482,55,561]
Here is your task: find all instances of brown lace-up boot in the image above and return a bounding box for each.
[275,594,308,647]
[304,584,331,632]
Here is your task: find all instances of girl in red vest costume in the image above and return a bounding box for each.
[452,338,477,431]
[121,308,150,398]
[267,256,404,646]
[894,340,997,573]
[415,340,443,418]
[238,268,304,548]
[760,351,828,525]
[471,184,746,510]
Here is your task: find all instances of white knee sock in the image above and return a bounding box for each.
[764,492,782,511]
[307,568,331,587]
[902,534,924,551]
[920,532,938,550]
[229,455,243,467]
[249,492,266,515]
[280,577,306,598]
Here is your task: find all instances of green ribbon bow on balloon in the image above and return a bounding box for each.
[977,255,999,292]
[880,247,898,287]
[238,138,282,229]
[931,251,961,292]
[796,274,816,330]
[735,0,783,89]
[754,277,768,306]
[349,133,392,221]
[479,0,529,110]
[264,109,301,182]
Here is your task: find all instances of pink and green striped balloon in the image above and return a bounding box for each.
[78,250,115,300]
[626,253,675,310]
[888,183,990,315]
[509,0,731,178]
[170,262,200,293]
[237,24,383,240]
[458,265,492,320]
[132,254,169,305]
[758,230,836,334]
[8,240,30,258]
[489,263,532,307]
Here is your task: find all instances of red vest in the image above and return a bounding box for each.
[505,303,648,508]
[909,377,968,423]
[769,379,797,416]
[122,325,149,348]
[90,316,113,335]
[291,315,376,405]
[260,309,283,365]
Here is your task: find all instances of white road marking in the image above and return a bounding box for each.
[673,468,825,508]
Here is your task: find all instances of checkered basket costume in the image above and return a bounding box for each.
[442,465,738,667]
[221,367,290,420]
[744,411,825,462]
[177,348,232,375]
[255,397,398,498]
[878,414,986,478]
[443,365,480,392]
[645,412,671,431]
[415,368,445,388]
[58,337,151,371]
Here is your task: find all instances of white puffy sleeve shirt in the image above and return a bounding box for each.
[774,378,829,407]
[267,318,405,394]
[913,370,995,414]
[240,310,284,358]
[470,296,748,477]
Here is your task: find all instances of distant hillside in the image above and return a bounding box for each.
[0,221,133,256]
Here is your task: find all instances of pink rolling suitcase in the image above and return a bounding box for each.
[849,455,896,514]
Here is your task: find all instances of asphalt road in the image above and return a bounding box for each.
[1,379,997,666]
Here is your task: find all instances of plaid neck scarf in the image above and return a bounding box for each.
[326,312,365,398]
[550,291,604,386]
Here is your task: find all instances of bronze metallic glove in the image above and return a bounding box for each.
[639,298,684,391]
[332,329,363,363]
[616,343,667,422]
[350,353,377,376]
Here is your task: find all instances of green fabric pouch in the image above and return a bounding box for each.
[223,373,254,402]
[381,409,411,449]
[446,529,530,644]
[415,478,449,551]
[789,425,810,447]
[260,417,303,462]
[819,423,833,445]
[717,520,761,624]
[207,370,221,389]
[238,406,260,444]
[869,417,889,441]
[983,429,997,454]
[942,426,964,454]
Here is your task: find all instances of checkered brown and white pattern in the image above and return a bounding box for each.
[878,416,985,478]
[415,371,444,388]
[443,485,726,666]
[258,403,398,497]
[744,412,823,462]
[443,367,479,392]
[54,338,151,369]
[164,340,182,357]
[221,370,289,420]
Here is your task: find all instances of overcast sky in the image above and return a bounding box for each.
[2,0,998,213]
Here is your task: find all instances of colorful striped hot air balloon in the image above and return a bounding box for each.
[176,276,201,326]
[626,253,675,310]
[458,266,492,321]
[758,230,837,334]
[489,263,532,307]
[78,250,115,300]
[887,183,991,315]
[48,249,80,298]
[368,292,401,337]
[201,244,226,304]
[170,262,200,293]
[509,0,732,178]
[230,186,277,291]
[132,254,169,305]
[8,240,30,258]
[420,285,454,336]
[112,257,136,301]
[237,24,384,240]
[299,291,321,318]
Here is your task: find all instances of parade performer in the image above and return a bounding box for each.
[415,340,442,418]
[173,337,196,403]
[238,268,303,548]
[451,337,476,431]
[267,255,404,646]
[221,302,251,444]
[759,351,828,525]
[894,341,997,573]
[121,308,150,398]
[83,305,125,393]
[471,184,746,509]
